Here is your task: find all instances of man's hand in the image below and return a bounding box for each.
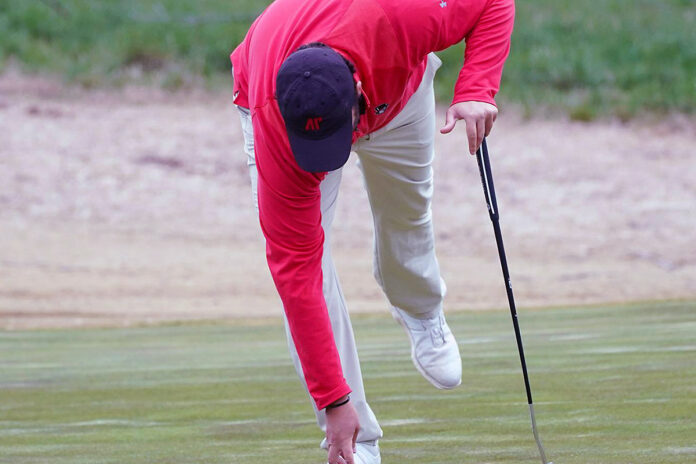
[440,101,498,155]
[326,396,360,464]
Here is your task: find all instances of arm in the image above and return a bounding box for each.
[255,122,360,463]
[441,0,515,153]
[253,112,352,411]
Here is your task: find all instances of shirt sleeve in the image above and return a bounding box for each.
[452,0,515,106]
[253,108,352,410]
[230,45,250,108]
[230,10,267,109]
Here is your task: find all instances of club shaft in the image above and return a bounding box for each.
[476,139,533,402]
[490,212,534,404]
[476,139,551,464]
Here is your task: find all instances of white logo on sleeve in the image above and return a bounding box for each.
[439,0,447,7]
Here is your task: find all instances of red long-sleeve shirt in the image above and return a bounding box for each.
[231,0,514,409]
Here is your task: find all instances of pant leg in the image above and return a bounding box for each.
[236,106,382,446]
[237,106,259,214]
[352,53,446,318]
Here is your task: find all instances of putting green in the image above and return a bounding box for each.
[1,302,694,463]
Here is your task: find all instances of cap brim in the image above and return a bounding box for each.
[287,118,353,173]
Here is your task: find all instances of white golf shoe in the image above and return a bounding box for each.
[391,306,462,389]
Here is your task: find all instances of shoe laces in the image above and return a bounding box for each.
[423,314,446,346]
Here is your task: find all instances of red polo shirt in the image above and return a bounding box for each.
[231,0,514,409]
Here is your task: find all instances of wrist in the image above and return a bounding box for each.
[326,394,350,410]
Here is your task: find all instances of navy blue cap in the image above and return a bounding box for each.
[276,46,355,173]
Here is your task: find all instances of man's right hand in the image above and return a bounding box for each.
[326,396,360,464]
[440,101,498,155]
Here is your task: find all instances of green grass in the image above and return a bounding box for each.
[0,0,272,89]
[1,1,695,117]
[1,302,695,463]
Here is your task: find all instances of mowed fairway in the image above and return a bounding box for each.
[1,302,695,464]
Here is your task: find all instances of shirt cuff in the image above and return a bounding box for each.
[315,383,353,410]
[451,93,497,108]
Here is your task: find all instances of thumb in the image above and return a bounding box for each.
[440,108,457,134]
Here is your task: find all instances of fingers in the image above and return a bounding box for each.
[343,449,354,464]
[327,446,346,464]
[440,108,457,134]
[328,444,339,464]
[465,112,497,154]
[328,445,355,464]
[328,443,355,464]
[484,108,497,137]
[475,117,485,154]
[327,443,337,464]
[352,427,359,453]
[465,116,477,155]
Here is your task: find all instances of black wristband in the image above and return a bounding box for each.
[326,395,350,410]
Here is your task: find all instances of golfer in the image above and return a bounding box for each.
[231,0,514,462]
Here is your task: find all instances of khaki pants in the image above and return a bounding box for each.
[237,53,445,446]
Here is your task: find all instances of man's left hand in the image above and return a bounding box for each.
[440,101,498,155]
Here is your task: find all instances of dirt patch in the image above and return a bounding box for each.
[1,74,695,329]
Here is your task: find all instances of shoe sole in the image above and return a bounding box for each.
[390,307,461,390]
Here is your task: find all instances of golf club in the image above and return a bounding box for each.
[475,138,553,464]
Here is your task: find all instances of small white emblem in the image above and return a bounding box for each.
[439,0,447,7]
